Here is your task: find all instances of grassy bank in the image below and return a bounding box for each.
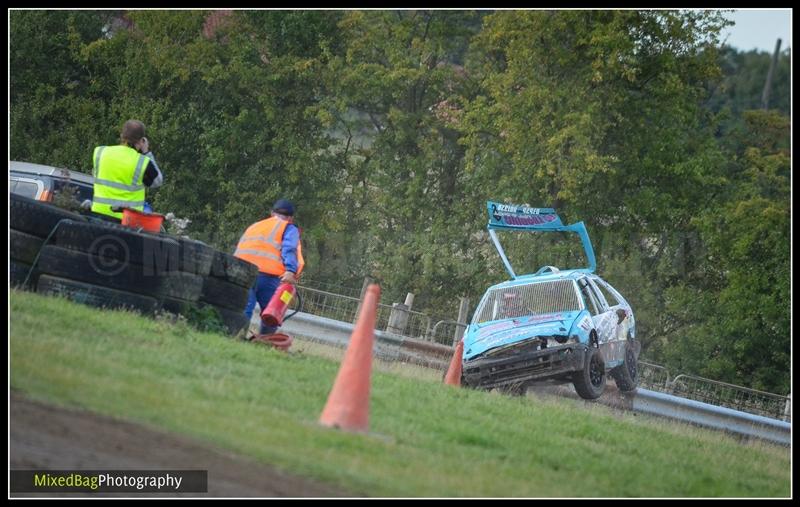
[10,290,790,497]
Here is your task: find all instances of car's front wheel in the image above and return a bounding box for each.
[572,346,606,399]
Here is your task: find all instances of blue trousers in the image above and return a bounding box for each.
[243,273,282,335]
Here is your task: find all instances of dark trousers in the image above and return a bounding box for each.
[243,273,282,335]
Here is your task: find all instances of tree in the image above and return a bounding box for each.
[10,10,113,169]
[318,10,491,312]
[656,110,790,393]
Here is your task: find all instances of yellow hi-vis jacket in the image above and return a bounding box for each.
[234,216,305,276]
[91,145,148,219]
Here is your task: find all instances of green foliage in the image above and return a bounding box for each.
[9,10,790,392]
[155,302,227,336]
[709,46,791,116]
[461,10,730,232]
[50,183,84,212]
[10,10,112,170]
[652,110,790,393]
[186,304,229,335]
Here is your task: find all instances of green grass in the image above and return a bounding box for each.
[10,290,790,497]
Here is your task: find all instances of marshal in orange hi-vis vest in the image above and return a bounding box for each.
[234,216,305,276]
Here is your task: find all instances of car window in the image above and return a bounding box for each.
[53,180,93,204]
[578,279,602,316]
[474,279,581,323]
[592,278,621,307]
[10,178,42,199]
[586,278,610,309]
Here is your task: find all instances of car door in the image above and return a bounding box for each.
[577,277,614,360]
[588,277,630,364]
[578,277,618,362]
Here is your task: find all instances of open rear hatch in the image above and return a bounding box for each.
[486,201,596,277]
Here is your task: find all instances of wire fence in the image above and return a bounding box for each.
[297,285,438,340]
[427,320,469,346]
[637,362,790,422]
[298,278,363,299]
[666,374,791,422]
[296,282,791,422]
[638,361,672,391]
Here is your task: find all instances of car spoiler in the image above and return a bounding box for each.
[486,201,596,278]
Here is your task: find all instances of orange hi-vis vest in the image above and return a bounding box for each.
[234,216,305,276]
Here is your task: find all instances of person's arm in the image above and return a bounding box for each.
[280,224,300,283]
[141,153,164,188]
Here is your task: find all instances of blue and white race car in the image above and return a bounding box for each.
[461,202,640,399]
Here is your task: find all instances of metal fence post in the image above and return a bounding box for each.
[784,393,791,422]
[386,303,410,335]
[453,296,470,345]
[353,276,373,324]
[404,292,415,310]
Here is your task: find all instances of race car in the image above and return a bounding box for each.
[461,202,640,399]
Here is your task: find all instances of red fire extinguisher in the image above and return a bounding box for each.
[261,282,297,328]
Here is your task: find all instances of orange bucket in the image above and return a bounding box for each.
[121,208,165,233]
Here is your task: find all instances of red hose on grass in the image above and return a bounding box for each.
[252,332,293,352]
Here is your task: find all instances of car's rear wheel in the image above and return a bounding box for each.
[572,346,606,399]
[611,340,639,392]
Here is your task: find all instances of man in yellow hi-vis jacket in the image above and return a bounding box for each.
[91,119,164,220]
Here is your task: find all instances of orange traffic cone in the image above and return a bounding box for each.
[319,284,380,432]
[444,339,464,386]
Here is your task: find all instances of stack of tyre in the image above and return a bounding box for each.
[10,193,86,290]
[200,250,259,336]
[10,193,257,336]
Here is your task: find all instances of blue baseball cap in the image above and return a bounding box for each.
[272,199,295,216]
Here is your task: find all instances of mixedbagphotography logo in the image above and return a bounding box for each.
[87,234,130,276]
[10,470,208,494]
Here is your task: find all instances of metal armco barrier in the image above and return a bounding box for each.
[280,311,451,370]
[632,389,791,446]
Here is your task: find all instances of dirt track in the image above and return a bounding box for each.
[9,391,349,498]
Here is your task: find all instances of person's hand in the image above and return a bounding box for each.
[280,271,297,285]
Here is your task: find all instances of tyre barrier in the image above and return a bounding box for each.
[214,306,251,336]
[10,193,86,238]
[52,220,215,277]
[198,249,257,335]
[10,229,45,265]
[36,246,204,302]
[208,250,258,288]
[199,275,251,312]
[36,275,160,315]
[10,196,254,336]
[10,260,39,290]
[11,194,86,289]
